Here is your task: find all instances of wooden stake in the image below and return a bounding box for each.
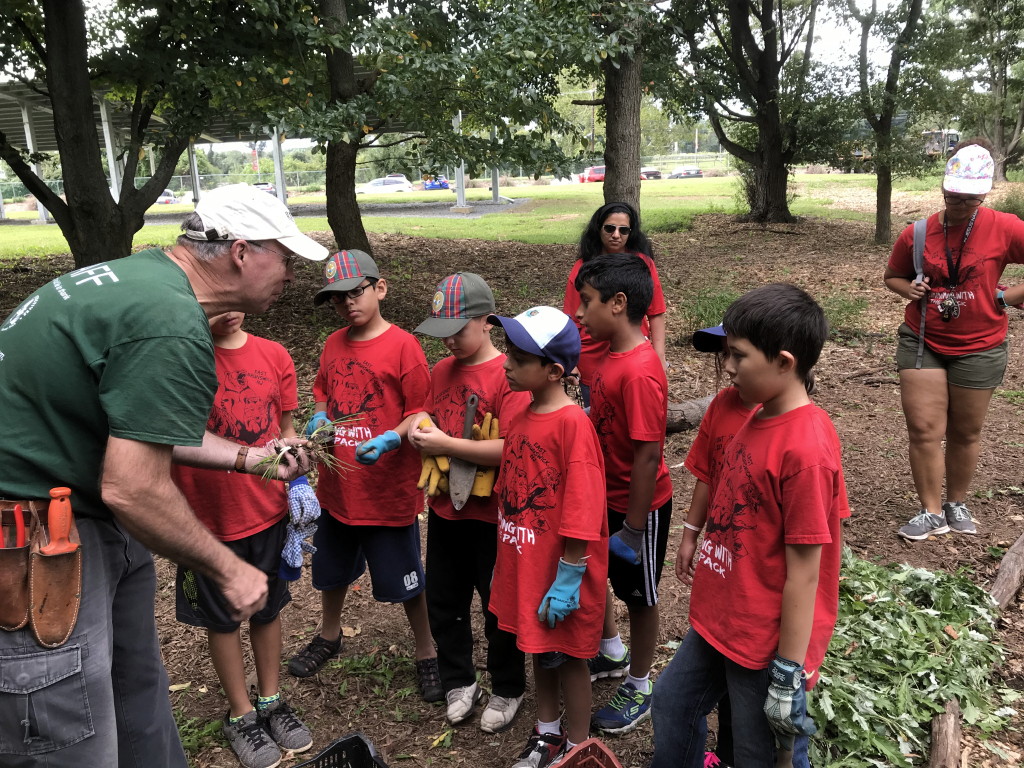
[928,699,961,768]
[990,531,1024,610]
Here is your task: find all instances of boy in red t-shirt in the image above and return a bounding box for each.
[651,284,850,768]
[572,253,673,734]
[487,307,608,768]
[363,272,532,732]
[286,250,441,702]
[173,312,313,768]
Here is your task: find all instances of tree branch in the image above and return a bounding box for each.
[12,13,48,65]
[0,129,69,227]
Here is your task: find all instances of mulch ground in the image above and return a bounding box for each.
[1,200,1022,767]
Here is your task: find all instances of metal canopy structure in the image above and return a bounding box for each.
[0,81,291,221]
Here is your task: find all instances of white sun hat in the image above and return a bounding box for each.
[186,183,328,261]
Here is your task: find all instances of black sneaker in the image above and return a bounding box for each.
[259,698,312,753]
[511,728,567,768]
[417,657,444,702]
[287,635,341,678]
[222,710,282,768]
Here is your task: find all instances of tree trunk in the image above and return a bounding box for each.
[325,139,367,253]
[322,0,371,255]
[927,700,961,768]
[744,135,794,223]
[43,0,140,267]
[990,531,1024,609]
[602,48,642,212]
[875,163,893,245]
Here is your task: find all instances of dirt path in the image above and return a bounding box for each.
[1,209,1022,767]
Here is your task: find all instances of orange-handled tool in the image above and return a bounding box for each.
[12,503,25,548]
[41,487,76,555]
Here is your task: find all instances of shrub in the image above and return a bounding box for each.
[803,164,829,175]
[990,187,1024,221]
[702,168,730,178]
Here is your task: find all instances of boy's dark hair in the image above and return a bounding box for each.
[504,333,556,372]
[722,283,828,382]
[578,202,655,262]
[574,253,653,324]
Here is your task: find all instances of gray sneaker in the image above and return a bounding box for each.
[222,710,282,768]
[898,510,950,541]
[259,698,312,753]
[943,502,977,535]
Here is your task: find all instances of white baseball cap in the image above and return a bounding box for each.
[185,184,328,261]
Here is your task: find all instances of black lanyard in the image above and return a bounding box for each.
[941,209,978,289]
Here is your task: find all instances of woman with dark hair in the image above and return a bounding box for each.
[884,138,1024,541]
[563,202,668,385]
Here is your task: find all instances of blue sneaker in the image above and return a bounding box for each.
[591,680,653,735]
[587,648,630,682]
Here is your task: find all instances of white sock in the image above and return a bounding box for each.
[626,672,651,694]
[566,739,577,750]
[537,718,562,736]
[600,634,627,659]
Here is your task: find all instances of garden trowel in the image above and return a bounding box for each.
[448,394,479,510]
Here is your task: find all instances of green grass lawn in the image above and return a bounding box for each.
[0,174,885,260]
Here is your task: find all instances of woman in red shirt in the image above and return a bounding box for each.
[884,139,1024,540]
[563,202,668,390]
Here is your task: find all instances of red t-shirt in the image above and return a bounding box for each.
[689,403,851,688]
[888,207,1024,355]
[421,354,531,524]
[588,342,672,514]
[313,325,430,526]
[489,405,609,657]
[173,335,297,541]
[562,253,667,383]
[684,387,756,498]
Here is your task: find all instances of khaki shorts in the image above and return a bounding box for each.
[896,323,1008,389]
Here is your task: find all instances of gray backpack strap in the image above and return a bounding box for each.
[913,219,928,369]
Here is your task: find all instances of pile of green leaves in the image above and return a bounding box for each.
[808,548,1018,766]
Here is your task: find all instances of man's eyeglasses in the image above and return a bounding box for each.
[943,195,984,207]
[254,241,298,267]
[328,281,375,302]
[602,224,631,236]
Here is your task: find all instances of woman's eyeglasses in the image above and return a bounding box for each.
[943,195,984,207]
[329,281,375,302]
[602,224,631,236]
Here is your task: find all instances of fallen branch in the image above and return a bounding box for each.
[842,365,888,380]
[990,531,1024,609]
[927,699,961,768]
[666,395,713,434]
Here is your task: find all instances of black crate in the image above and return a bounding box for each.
[292,732,389,768]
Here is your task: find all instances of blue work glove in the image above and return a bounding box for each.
[279,476,321,581]
[304,410,329,438]
[537,558,586,628]
[609,521,645,565]
[355,430,401,465]
[763,654,817,750]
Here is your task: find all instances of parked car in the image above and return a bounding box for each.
[356,177,415,194]
[669,166,704,179]
[385,173,411,182]
[253,182,276,194]
[155,189,179,204]
[423,174,450,190]
[640,167,663,180]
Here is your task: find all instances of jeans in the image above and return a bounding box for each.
[650,629,809,768]
[0,518,187,767]
[425,510,525,697]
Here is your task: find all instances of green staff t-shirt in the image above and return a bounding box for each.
[0,248,216,518]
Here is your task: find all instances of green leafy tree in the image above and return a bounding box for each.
[663,0,853,222]
[949,0,1024,180]
[838,0,925,244]
[0,0,317,267]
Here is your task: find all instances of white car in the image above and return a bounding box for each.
[357,177,414,194]
[155,189,179,204]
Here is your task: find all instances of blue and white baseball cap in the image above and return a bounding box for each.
[692,324,727,353]
[488,306,581,374]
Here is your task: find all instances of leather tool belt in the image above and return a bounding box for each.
[1,498,82,648]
